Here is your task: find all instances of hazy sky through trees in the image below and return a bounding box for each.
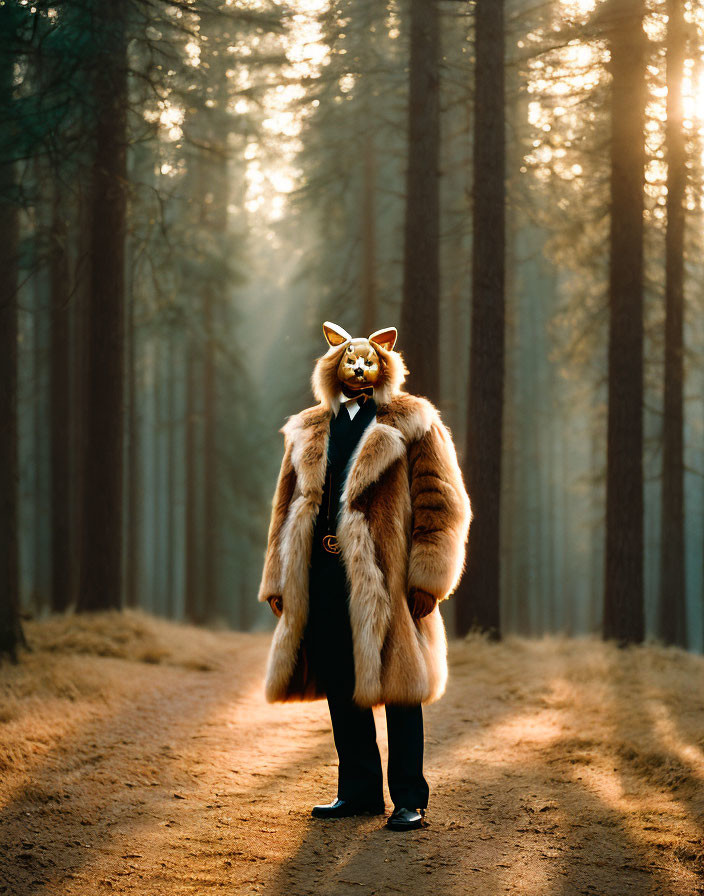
[1,0,703,656]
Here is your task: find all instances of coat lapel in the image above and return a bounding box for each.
[282,400,415,507]
[283,407,329,500]
[340,420,407,506]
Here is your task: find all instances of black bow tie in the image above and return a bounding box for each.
[339,391,370,414]
[333,392,374,431]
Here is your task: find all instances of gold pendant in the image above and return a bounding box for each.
[322,534,341,554]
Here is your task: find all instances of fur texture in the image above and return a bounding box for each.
[257,343,472,709]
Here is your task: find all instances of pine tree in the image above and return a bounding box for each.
[659,0,687,646]
[456,0,505,639]
[401,0,441,404]
[603,0,647,645]
[0,3,28,659]
[77,0,129,612]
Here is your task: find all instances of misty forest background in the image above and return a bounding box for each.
[1,0,703,658]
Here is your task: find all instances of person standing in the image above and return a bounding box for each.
[258,321,472,831]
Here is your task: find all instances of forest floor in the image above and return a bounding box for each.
[1,611,703,896]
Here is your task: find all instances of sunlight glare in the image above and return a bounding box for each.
[241,0,330,225]
[185,40,201,67]
[159,103,184,142]
[560,0,597,20]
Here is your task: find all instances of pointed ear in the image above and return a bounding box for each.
[323,321,352,347]
[368,326,397,352]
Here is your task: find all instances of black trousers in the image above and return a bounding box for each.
[304,541,429,810]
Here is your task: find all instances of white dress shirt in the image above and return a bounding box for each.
[339,393,362,420]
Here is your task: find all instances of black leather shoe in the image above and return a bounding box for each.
[385,806,425,831]
[311,797,386,819]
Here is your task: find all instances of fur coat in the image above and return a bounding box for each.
[257,342,472,709]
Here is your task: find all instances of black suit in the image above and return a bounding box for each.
[303,394,429,810]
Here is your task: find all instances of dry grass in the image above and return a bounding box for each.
[22,607,224,668]
[0,609,239,781]
[1,614,704,896]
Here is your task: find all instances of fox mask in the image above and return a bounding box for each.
[323,321,398,392]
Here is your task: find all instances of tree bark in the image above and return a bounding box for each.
[0,197,23,659]
[125,273,141,609]
[603,0,647,645]
[32,244,51,614]
[202,285,218,622]
[77,1,128,612]
[455,0,505,638]
[166,329,176,618]
[361,130,377,336]
[0,7,26,659]
[401,0,440,405]
[658,0,687,646]
[184,338,202,624]
[153,340,165,612]
[49,185,73,613]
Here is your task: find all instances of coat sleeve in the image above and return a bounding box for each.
[407,416,472,603]
[257,434,298,604]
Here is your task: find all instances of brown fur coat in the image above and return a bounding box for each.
[257,341,472,708]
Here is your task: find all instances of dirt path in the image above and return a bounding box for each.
[1,612,703,895]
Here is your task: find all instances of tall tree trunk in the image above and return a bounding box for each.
[166,329,176,618]
[659,0,687,646]
[589,416,603,632]
[77,1,128,612]
[152,340,165,613]
[70,193,90,614]
[361,131,377,336]
[0,7,26,659]
[603,0,646,644]
[202,286,218,622]
[125,279,141,609]
[50,186,73,613]
[400,0,440,405]
[186,8,229,624]
[527,278,544,634]
[32,258,51,614]
[184,338,202,623]
[0,200,23,660]
[455,0,505,638]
